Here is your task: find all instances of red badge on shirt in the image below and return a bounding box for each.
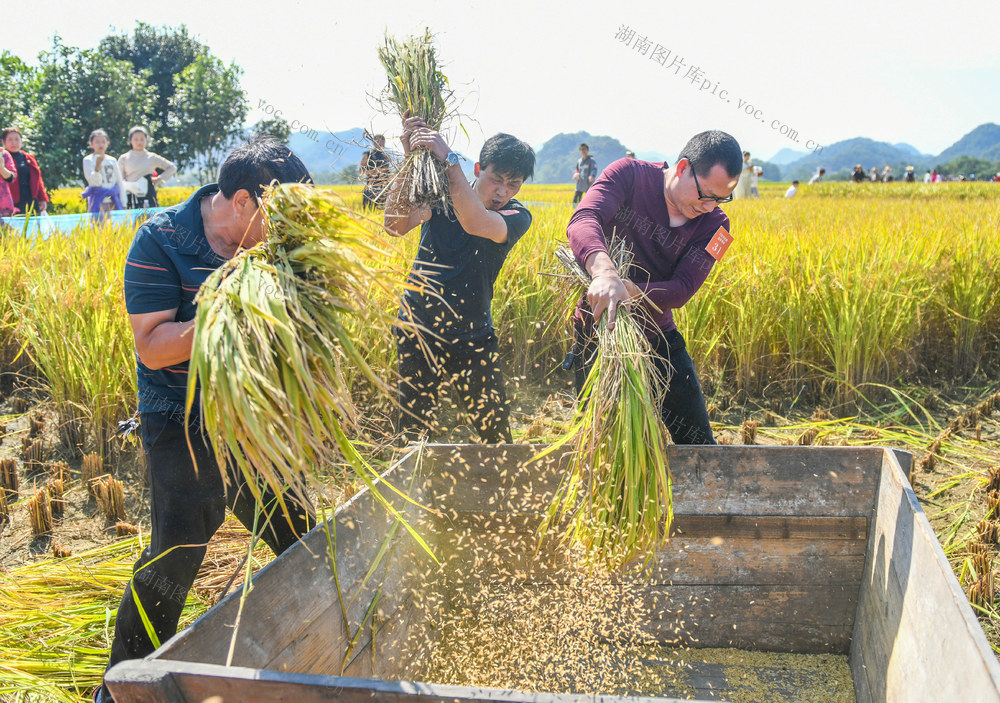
[498,209,519,216]
[705,226,733,261]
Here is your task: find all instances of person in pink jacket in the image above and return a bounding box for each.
[0,147,15,216]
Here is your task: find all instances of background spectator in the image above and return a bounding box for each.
[809,168,826,185]
[1,127,49,214]
[0,146,15,216]
[82,129,126,216]
[119,126,177,209]
[785,180,799,198]
[572,143,597,206]
[360,134,391,210]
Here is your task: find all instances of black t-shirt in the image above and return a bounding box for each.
[12,151,31,204]
[401,197,532,341]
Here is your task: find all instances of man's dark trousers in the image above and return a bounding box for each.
[573,325,716,445]
[102,411,312,686]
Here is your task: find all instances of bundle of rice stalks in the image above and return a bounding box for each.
[189,184,430,552]
[93,475,125,522]
[0,489,9,529]
[0,457,17,501]
[81,452,103,496]
[533,245,672,569]
[23,438,45,472]
[797,427,818,446]
[378,29,455,211]
[10,395,31,413]
[28,487,53,535]
[47,478,65,518]
[741,420,759,445]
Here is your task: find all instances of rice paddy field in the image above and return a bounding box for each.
[0,180,998,701]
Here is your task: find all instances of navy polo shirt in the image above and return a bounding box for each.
[123,184,226,417]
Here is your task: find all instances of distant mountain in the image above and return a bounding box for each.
[769,148,808,165]
[781,137,933,181]
[288,129,475,183]
[533,131,629,184]
[893,142,928,158]
[937,123,1000,163]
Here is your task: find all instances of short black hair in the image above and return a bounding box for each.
[218,135,313,201]
[580,143,589,150]
[681,131,743,179]
[479,133,535,182]
[792,180,800,185]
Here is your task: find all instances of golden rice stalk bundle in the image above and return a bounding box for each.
[0,489,9,529]
[93,475,126,522]
[987,466,1000,493]
[81,453,103,496]
[378,29,455,211]
[741,420,759,445]
[115,521,138,536]
[28,412,45,438]
[23,439,45,473]
[10,396,30,413]
[0,457,17,501]
[27,488,52,535]
[534,244,672,569]
[52,542,72,558]
[189,184,430,553]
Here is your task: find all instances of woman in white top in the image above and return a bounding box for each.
[733,151,754,199]
[118,126,177,209]
[82,129,126,215]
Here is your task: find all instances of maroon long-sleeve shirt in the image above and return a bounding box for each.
[567,158,731,334]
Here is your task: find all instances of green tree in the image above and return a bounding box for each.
[0,51,39,142]
[251,116,292,144]
[32,38,157,188]
[170,54,248,183]
[336,164,360,185]
[100,23,202,155]
[938,155,999,179]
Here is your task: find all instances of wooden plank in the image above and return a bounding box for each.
[671,515,867,540]
[108,658,699,703]
[428,444,883,518]
[850,449,1000,702]
[153,450,433,668]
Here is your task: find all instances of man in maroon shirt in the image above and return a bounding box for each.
[567,130,742,444]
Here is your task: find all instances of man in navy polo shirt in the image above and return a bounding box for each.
[384,117,535,444]
[96,136,313,703]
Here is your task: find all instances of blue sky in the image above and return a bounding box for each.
[8,0,1000,163]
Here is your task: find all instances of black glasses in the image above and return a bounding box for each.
[683,157,734,204]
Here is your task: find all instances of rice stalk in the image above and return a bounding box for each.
[29,412,45,437]
[47,478,65,519]
[93,475,125,522]
[0,457,17,501]
[23,438,45,473]
[81,452,103,496]
[28,487,53,535]
[741,420,759,445]
[188,184,434,558]
[48,460,71,483]
[533,244,672,569]
[377,29,454,212]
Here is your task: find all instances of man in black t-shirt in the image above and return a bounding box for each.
[384,122,535,443]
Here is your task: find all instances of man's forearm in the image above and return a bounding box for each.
[138,320,195,369]
[585,251,619,279]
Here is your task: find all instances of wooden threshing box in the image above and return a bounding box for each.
[107,444,1000,702]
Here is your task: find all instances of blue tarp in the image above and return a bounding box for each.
[0,207,166,238]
